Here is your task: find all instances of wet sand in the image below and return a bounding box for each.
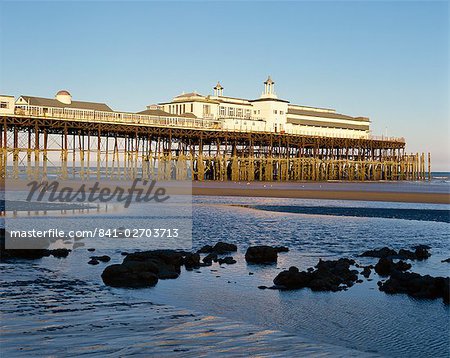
[1,302,373,357]
[192,182,450,204]
[0,264,374,357]
[3,179,449,204]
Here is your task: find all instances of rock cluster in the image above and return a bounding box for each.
[273,258,359,292]
[102,250,186,287]
[379,271,449,304]
[196,242,237,266]
[197,242,237,254]
[374,257,411,276]
[360,246,431,261]
[245,245,278,264]
[1,247,71,260]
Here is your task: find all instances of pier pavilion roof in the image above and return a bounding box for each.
[286,117,370,130]
[287,107,370,122]
[18,96,113,112]
[137,108,197,118]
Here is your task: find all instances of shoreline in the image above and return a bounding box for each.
[192,182,450,204]
[2,179,449,204]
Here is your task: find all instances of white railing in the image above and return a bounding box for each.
[14,105,222,130]
[368,135,405,143]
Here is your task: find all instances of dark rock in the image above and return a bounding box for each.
[88,258,99,265]
[258,285,268,290]
[87,248,96,252]
[375,257,411,276]
[202,253,218,265]
[396,248,431,261]
[121,252,129,256]
[123,250,184,279]
[217,256,236,265]
[374,257,393,276]
[356,279,363,283]
[441,258,450,263]
[49,248,71,258]
[274,246,289,253]
[90,255,111,263]
[379,271,449,304]
[101,263,158,288]
[273,266,311,289]
[414,247,431,260]
[183,253,200,269]
[249,272,254,275]
[197,245,214,254]
[0,247,71,260]
[360,247,397,258]
[273,259,359,292]
[412,244,431,250]
[397,249,416,260]
[361,246,431,261]
[212,242,237,254]
[395,260,412,272]
[361,266,372,278]
[245,245,278,264]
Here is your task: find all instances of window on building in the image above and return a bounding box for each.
[228,107,235,117]
[183,104,186,113]
[254,110,257,114]
[220,107,226,116]
[280,111,284,115]
[1,101,9,109]
[191,103,194,112]
[237,108,243,117]
[274,110,277,114]
[203,105,210,115]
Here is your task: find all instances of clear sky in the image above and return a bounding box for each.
[1,1,448,170]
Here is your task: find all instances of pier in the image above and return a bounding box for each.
[0,103,428,182]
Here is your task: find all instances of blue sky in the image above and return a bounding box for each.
[1,1,448,170]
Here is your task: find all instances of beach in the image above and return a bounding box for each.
[192,181,450,204]
[1,186,449,357]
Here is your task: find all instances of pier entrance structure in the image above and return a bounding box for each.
[0,82,429,181]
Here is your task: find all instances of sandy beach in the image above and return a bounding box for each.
[192,182,450,204]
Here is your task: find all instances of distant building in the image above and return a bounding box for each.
[15,90,113,112]
[152,77,370,138]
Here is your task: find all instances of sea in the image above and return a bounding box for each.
[1,173,449,357]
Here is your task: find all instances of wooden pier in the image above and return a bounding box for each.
[0,107,429,181]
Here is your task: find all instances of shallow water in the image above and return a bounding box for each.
[1,193,450,357]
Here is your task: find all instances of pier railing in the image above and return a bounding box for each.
[14,105,223,130]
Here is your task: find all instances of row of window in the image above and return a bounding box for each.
[0,101,9,109]
[169,103,194,115]
[167,103,285,118]
[219,106,251,117]
[235,121,257,126]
